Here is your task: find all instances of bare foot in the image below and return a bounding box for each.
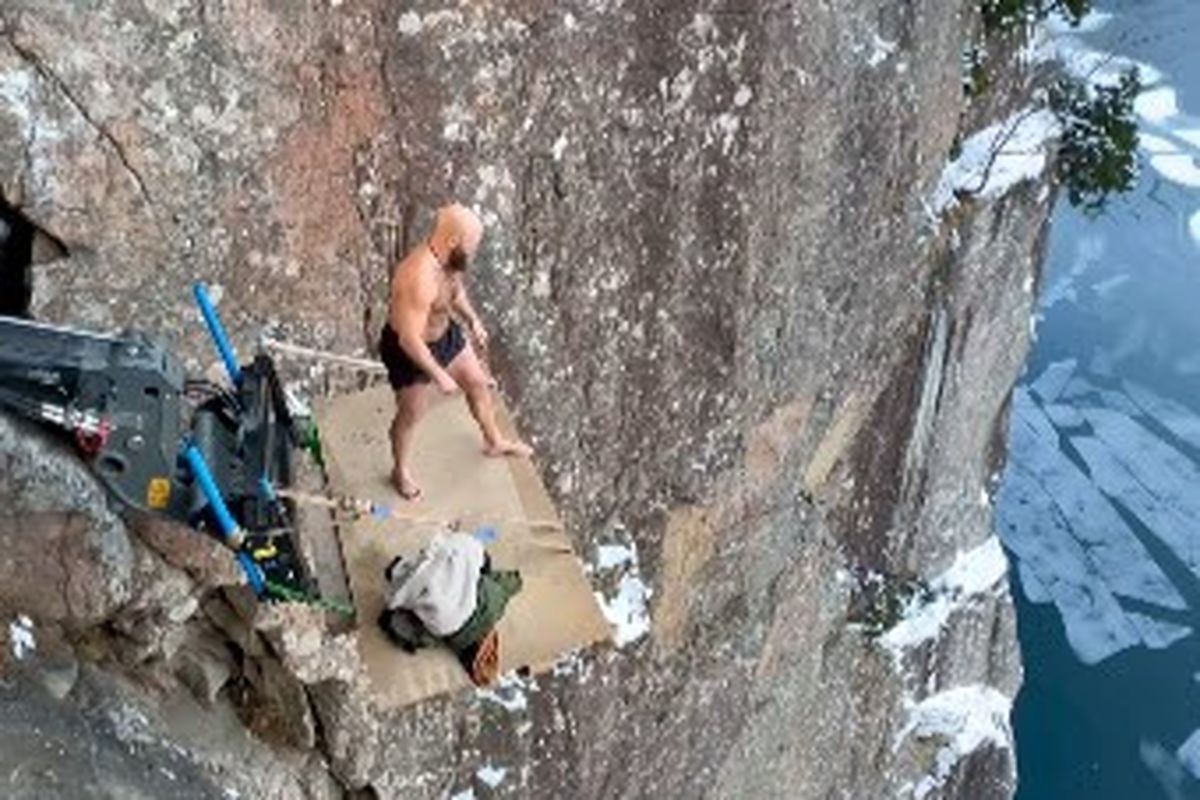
[483,438,534,458]
[392,468,422,500]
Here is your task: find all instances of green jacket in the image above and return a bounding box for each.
[444,569,522,654]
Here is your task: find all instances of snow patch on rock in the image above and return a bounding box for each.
[476,763,508,788]
[896,685,1014,799]
[929,108,1061,217]
[592,540,651,647]
[881,537,1008,661]
[8,614,36,660]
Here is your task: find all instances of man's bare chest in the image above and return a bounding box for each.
[431,273,455,313]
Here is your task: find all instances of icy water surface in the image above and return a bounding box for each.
[995,2,1200,798]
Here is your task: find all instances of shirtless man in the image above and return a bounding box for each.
[380,203,532,499]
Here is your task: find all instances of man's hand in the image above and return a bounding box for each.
[468,318,498,388]
[469,318,489,351]
[435,371,460,395]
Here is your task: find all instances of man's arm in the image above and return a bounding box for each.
[391,273,457,392]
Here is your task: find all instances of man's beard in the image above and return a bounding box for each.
[446,245,469,273]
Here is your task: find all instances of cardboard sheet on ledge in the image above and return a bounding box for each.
[315,385,611,710]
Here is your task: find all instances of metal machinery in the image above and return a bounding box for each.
[0,283,313,600]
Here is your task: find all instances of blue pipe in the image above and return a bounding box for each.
[183,444,264,595]
[237,552,266,596]
[184,444,239,536]
[257,473,286,527]
[193,282,243,387]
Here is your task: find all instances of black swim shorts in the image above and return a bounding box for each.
[379,321,466,390]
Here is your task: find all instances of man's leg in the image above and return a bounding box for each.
[391,383,431,498]
[446,343,533,457]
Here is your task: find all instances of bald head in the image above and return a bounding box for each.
[432,203,483,257]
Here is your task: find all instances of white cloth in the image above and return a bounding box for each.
[384,532,484,637]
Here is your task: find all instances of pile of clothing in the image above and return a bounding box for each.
[378,529,522,686]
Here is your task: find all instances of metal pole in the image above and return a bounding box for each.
[193,282,243,387]
[183,443,264,595]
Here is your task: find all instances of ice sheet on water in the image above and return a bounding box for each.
[1084,407,1200,527]
[1136,87,1180,124]
[1030,359,1077,403]
[1140,132,1181,153]
[1177,730,1200,781]
[1012,388,1058,441]
[1054,32,1163,87]
[1044,403,1086,428]
[1099,389,1144,417]
[1072,415,1200,575]
[999,460,1146,663]
[1020,404,1190,605]
[1122,381,1200,453]
[1147,153,1200,188]
[1125,612,1191,650]
[1017,559,1053,604]
[1141,740,1191,796]
[1061,375,1096,400]
[997,391,1187,662]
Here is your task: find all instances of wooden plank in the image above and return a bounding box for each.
[315,385,611,709]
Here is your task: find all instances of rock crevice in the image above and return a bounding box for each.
[0,22,155,212]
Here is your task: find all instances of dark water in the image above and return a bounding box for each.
[995,2,1200,798]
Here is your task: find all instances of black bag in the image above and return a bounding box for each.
[377,607,433,653]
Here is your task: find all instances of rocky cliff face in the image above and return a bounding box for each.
[0,2,1051,798]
